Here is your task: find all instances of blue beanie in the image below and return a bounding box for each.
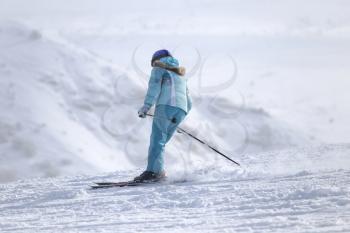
[151,49,172,66]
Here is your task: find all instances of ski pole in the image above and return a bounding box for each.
[145,113,240,166]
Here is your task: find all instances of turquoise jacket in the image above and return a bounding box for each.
[144,56,192,113]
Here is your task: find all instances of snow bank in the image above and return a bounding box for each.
[0,21,310,183]
[0,21,134,182]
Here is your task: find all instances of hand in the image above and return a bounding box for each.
[138,105,150,118]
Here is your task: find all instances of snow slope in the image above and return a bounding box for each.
[0,21,134,182]
[0,144,349,233]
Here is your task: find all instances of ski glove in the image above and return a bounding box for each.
[138,104,151,118]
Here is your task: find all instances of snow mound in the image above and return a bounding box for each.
[0,21,133,182]
[0,21,310,183]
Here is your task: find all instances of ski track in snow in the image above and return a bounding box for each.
[0,169,349,232]
[1,145,350,233]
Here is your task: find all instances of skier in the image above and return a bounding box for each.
[135,49,192,182]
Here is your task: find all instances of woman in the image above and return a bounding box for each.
[135,49,192,182]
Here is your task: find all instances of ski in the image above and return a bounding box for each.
[90,178,188,189]
[90,181,137,189]
[94,182,128,186]
[90,180,160,189]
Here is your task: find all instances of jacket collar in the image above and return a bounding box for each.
[153,60,186,76]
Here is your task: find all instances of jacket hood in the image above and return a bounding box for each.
[159,56,179,67]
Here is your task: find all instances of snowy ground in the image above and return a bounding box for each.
[0,0,350,232]
[1,144,350,232]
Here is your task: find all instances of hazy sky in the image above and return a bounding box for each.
[1,0,349,23]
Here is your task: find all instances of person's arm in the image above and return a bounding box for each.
[144,67,163,107]
[138,67,163,117]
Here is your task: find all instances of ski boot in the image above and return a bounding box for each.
[133,171,166,183]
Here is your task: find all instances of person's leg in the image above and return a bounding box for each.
[164,107,186,143]
[146,114,168,173]
[146,105,186,173]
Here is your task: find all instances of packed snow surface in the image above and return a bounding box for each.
[1,144,350,232]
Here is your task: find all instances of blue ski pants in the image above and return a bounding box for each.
[147,105,186,173]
